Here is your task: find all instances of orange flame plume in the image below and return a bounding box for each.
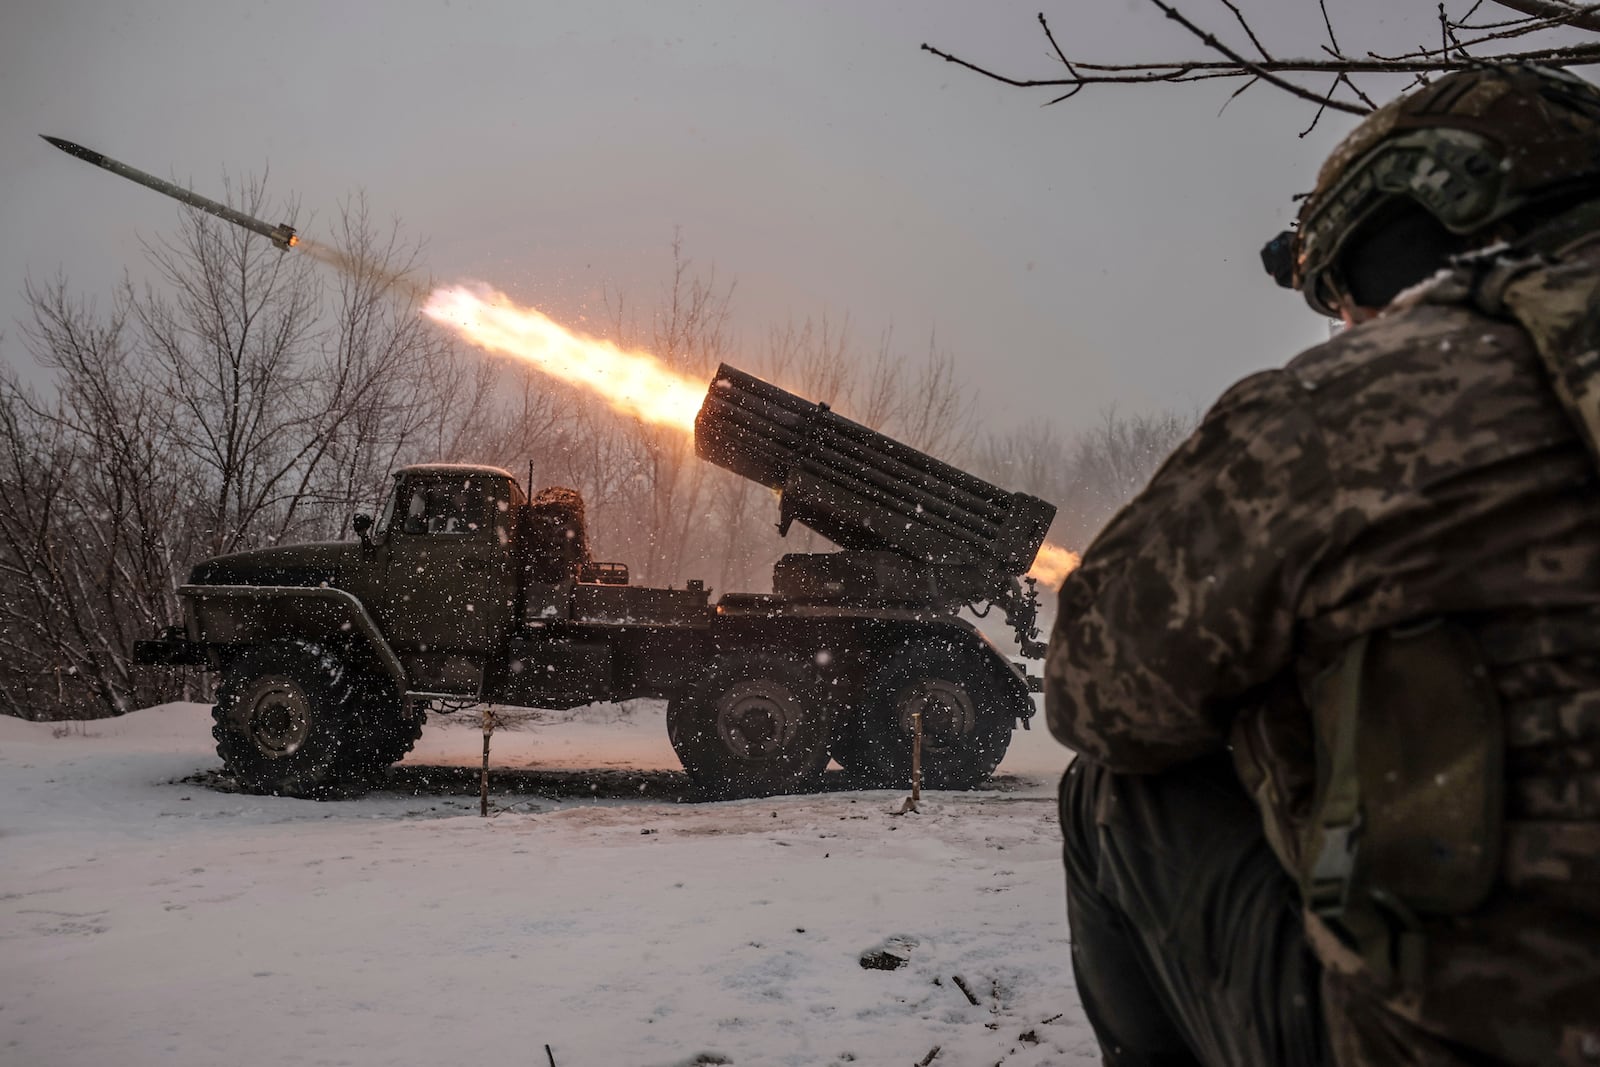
[1027,541,1080,589]
[422,282,1077,590]
[422,283,706,432]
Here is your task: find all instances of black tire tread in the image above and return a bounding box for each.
[212,640,360,798]
[335,674,425,785]
[853,637,1015,791]
[667,650,832,799]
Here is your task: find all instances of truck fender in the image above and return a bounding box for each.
[178,584,407,690]
[925,618,1038,728]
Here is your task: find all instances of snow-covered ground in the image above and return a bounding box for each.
[1,702,1093,1067]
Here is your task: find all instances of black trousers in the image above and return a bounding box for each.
[1060,753,1334,1067]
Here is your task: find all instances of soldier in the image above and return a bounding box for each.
[1046,65,1600,1067]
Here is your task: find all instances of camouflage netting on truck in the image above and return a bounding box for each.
[522,486,592,583]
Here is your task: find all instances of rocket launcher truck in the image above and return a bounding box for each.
[135,364,1057,799]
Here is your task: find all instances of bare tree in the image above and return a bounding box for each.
[305,195,470,530]
[977,408,1195,552]
[977,419,1071,511]
[924,2,1600,132]
[602,233,735,586]
[0,289,190,717]
[131,179,323,556]
[0,182,458,719]
[891,337,980,460]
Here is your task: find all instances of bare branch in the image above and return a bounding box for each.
[1299,77,1344,136]
[1037,13,1076,73]
[923,2,1600,117]
[1318,0,1345,56]
[1338,72,1379,110]
[1218,0,1273,62]
[1368,28,1600,62]
[1146,0,1366,113]
[1217,74,1261,115]
[1487,0,1600,32]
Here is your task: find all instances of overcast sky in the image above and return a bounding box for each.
[3,1,1594,434]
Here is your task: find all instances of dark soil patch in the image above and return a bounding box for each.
[174,764,1033,803]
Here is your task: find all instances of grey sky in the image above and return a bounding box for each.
[2,1,1591,434]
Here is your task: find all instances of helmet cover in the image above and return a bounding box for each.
[1288,64,1600,315]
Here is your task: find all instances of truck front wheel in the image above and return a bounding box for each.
[667,651,832,798]
[336,673,425,785]
[212,641,360,798]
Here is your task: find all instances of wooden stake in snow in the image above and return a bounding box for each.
[911,708,923,805]
[480,705,497,817]
[892,709,926,815]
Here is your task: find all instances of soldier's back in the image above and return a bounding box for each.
[1278,245,1600,1067]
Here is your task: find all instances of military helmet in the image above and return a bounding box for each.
[1279,64,1600,316]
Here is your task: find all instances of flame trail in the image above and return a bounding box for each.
[420,282,1078,587]
[1028,542,1081,589]
[422,283,706,431]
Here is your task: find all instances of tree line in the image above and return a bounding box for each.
[0,188,1190,720]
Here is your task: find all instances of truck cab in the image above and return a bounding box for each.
[345,464,524,693]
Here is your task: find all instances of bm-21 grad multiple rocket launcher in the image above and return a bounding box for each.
[135,364,1056,798]
[47,133,1060,798]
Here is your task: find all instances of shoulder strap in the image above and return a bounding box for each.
[1492,259,1600,467]
[1304,633,1367,920]
[1425,215,1600,469]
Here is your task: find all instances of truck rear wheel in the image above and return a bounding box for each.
[212,641,361,798]
[667,651,832,798]
[853,639,1013,790]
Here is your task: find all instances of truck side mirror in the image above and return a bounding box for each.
[352,513,374,547]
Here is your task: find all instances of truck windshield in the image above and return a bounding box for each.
[399,477,495,535]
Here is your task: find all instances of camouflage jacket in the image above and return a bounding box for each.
[1046,232,1600,1066]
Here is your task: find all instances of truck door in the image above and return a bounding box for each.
[379,472,516,669]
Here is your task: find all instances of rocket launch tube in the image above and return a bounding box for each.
[695,363,1056,575]
[41,136,299,252]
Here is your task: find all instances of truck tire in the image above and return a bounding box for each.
[854,639,1013,790]
[667,651,832,798]
[212,641,361,798]
[335,674,425,785]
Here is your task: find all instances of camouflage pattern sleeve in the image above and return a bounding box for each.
[1045,369,1334,773]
